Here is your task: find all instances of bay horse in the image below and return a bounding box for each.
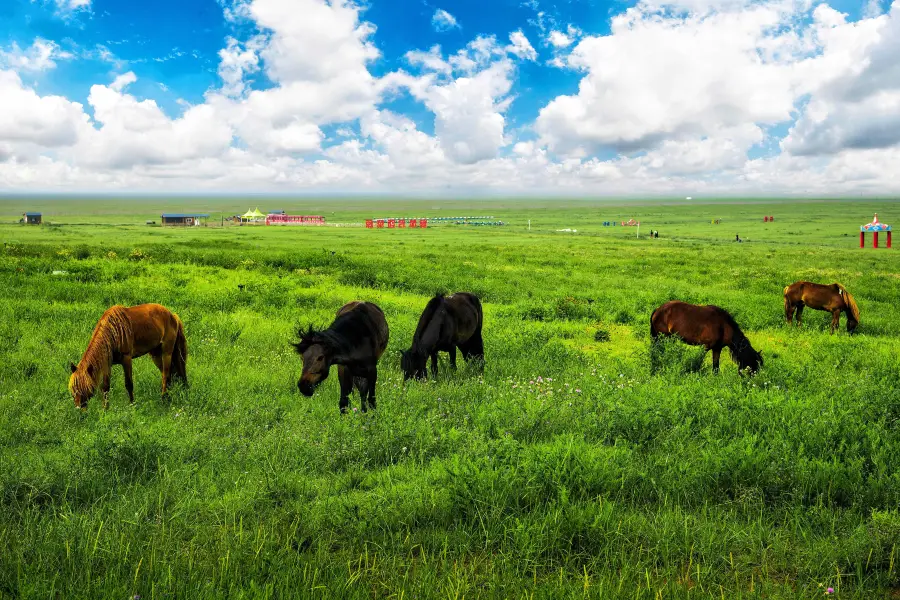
[68,303,188,410]
[650,301,763,375]
[783,281,859,334]
[292,301,389,414]
[401,292,484,381]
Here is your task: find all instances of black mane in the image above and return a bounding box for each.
[293,309,376,356]
[411,294,446,348]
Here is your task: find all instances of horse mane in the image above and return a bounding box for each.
[412,294,446,347]
[70,305,134,397]
[711,306,759,368]
[836,284,860,323]
[293,308,370,356]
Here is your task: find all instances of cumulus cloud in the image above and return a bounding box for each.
[1,39,72,72]
[4,0,900,195]
[536,3,804,156]
[0,69,90,147]
[506,30,538,60]
[432,9,460,32]
[547,30,572,48]
[783,1,900,155]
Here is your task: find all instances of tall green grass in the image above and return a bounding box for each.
[1,199,898,598]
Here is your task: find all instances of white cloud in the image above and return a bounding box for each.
[386,36,518,164]
[536,3,801,155]
[4,0,900,195]
[109,71,137,92]
[506,30,538,61]
[432,9,460,32]
[54,0,91,14]
[547,30,573,48]
[1,39,72,72]
[0,69,90,147]
[217,36,262,97]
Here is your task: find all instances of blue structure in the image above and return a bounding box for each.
[161,213,209,226]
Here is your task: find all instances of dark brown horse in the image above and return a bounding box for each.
[650,301,763,375]
[783,281,859,334]
[69,303,188,410]
[293,301,389,414]
[401,292,484,381]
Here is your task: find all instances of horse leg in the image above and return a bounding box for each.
[795,304,804,328]
[101,373,111,410]
[711,347,721,374]
[784,301,795,326]
[831,310,840,334]
[430,352,439,379]
[122,355,134,404]
[449,346,458,370]
[649,331,662,374]
[338,366,352,414]
[365,368,378,411]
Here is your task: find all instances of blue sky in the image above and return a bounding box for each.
[0,0,898,195]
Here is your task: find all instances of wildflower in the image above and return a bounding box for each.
[575,389,582,393]
[826,588,834,595]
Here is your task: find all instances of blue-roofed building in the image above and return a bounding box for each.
[23,212,41,225]
[161,213,210,227]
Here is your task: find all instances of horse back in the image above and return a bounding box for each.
[445,293,482,342]
[124,303,181,357]
[335,301,389,360]
[651,301,733,347]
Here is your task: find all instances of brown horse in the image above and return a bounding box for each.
[401,292,484,381]
[783,281,859,334]
[69,303,188,410]
[650,301,763,375]
[293,301,389,414]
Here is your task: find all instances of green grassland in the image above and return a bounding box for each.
[1,198,899,599]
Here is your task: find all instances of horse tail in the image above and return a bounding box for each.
[172,315,188,385]
[838,284,860,323]
[649,306,661,338]
[458,294,485,362]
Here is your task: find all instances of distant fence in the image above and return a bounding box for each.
[366,219,428,229]
[265,215,325,225]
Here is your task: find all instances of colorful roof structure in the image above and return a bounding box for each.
[861,213,891,232]
[241,207,266,219]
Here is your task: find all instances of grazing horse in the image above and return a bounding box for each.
[293,301,389,414]
[783,281,859,334]
[650,301,763,375]
[401,292,484,381]
[69,303,188,410]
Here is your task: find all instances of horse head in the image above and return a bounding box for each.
[292,327,332,397]
[68,362,95,409]
[740,348,763,376]
[400,349,427,381]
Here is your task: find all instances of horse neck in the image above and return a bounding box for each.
[412,312,445,356]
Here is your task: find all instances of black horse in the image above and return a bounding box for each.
[401,292,484,380]
[293,301,389,414]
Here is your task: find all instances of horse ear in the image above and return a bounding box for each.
[69,362,77,374]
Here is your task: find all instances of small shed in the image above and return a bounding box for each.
[161,213,209,227]
[23,212,42,225]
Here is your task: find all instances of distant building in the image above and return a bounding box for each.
[23,212,42,225]
[161,213,209,227]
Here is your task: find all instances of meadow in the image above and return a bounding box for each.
[1,197,899,599]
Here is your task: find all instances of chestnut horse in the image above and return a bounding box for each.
[69,303,187,410]
[401,292,484,381]
[293,301,389,414]
[783,281,859,334]
[650,300,763,375]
